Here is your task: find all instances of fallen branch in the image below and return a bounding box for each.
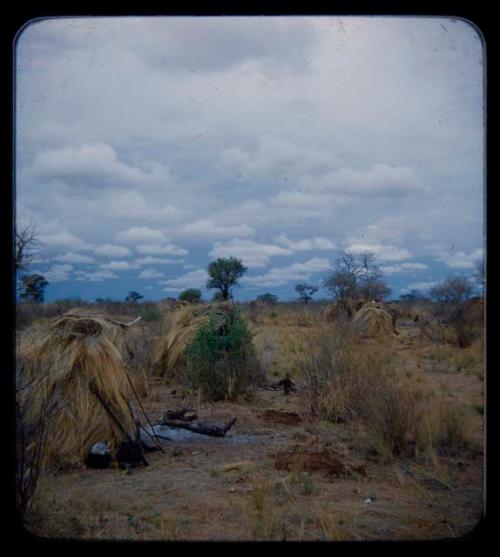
[159,417,237,437]
[161,408,197,422]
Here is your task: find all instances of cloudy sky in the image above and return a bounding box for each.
[16,16,484,302]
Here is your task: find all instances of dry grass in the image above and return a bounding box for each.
[153,304,213,376]
[415,397,472,460]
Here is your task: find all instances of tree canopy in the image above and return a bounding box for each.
[125,291,144,302]
[256,293,279,305]
[295,283,318,305]
[206,257,247,301]
[19,274,49,303]
[179,288,202,303]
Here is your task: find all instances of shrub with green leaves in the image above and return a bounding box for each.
[138,305,162,321]
[185,306,260,401]
[179,288,202,303]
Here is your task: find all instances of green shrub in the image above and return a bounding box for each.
[185,307,260,401]
[179,288,202,303]
[138,306,162,321]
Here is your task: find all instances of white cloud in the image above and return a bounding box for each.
[431,246,483,269]
[116,226,167,244]
[40,264,73,282]
[307,163,421,197]
[99,260,134,271]
[32,142,171,189]
[53,252,95,264]
[134,256,179,266]
[344,241,413,262]
[38,230,91,252]
[277,234,336,251]
[75,270,118,282]
[242,258,331,288]
[136,244,188,256]
[179,218,254,239]
[209,239,292,268]
[274,190,342,213]
[159,268,208,291]
[94,244,132,257]
[138,268,164,279]
[380,262,428,275]
[108,190,183,222]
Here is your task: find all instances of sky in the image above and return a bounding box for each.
[15,16,485,302]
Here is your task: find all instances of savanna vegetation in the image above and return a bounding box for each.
[15,247,485,541]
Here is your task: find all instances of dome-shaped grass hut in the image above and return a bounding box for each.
[351,302,396,337]
[18,310,141,469]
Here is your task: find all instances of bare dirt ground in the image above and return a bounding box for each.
[27,317,484,542]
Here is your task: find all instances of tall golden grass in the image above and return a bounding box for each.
[152,304,212,376]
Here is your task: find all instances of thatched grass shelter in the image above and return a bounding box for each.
[18,310,139,469]
[153,302,234,377]
[351,302,396,337]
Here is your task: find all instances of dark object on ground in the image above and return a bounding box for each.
[85,442,112,469]
[161,408,197,422]
[261,374,297,394]
[159,415,237,437]
[276,375,297,394]
[414,315,420,322]
[115,440,148,469]
[259,409,301,425]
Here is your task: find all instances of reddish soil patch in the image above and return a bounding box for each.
[259,409,302,425]
[273,448,345,477]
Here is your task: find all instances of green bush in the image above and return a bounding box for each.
[138,306,162,321]
[179,288,202,303]
[185,307,260,401]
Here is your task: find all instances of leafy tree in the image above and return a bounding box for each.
[125,291,144,303]
[19,274,48,303]
[206,257,247,301]
[295,283,318,305]
[256,293,279,305]
[179,288,202,303]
